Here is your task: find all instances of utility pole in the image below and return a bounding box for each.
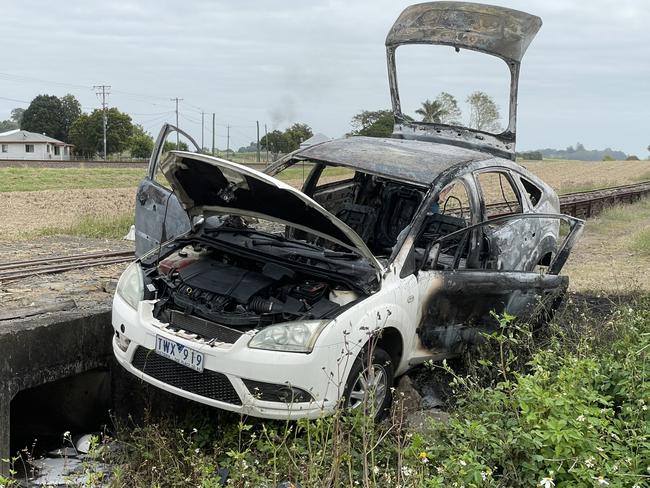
[211,113,215,156]
[264,124,269,164]
[93,84,110,160]
[226,125,230,159]
[201,112,204,152]
[256,120,260,163]
[170,97,183,149]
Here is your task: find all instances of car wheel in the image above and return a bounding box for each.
[343,347,394,421]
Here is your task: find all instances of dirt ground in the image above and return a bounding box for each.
[0,236,133,312]
[0,187,135,239]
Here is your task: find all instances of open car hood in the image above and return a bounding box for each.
[160,151,383,272]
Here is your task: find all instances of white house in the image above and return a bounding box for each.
[0,129,73,160]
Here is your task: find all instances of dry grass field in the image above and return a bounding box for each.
[563,197,650,293]
[520,159,650,194]
[0,158,648,241]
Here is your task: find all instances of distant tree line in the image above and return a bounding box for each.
[534,143,627,161]
[348,91,502,138]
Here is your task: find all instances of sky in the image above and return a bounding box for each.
[0,0,648,155]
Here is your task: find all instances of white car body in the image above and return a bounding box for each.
[112,2,584,419]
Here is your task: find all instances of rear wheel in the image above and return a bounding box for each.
[343,347,394,421]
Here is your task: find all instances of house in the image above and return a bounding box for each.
[0,129,73,160]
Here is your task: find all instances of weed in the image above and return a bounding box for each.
[35,212,134,239]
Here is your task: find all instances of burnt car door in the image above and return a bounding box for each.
[134,124,200,257]
[414,213,583,352]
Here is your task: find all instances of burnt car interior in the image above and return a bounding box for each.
[289,162,429,258]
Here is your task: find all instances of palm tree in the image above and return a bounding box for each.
[415,99,446,123]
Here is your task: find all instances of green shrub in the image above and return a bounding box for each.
[96,298,650,488]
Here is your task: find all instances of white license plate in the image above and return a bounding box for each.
[155,335,204,372]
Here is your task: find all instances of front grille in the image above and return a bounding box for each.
[131,347,241,405]
[169,310,244,344]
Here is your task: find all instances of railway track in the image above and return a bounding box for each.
[0,250,134,282]
[1,180,649,283]
[559,180,650,218]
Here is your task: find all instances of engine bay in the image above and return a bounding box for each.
[145,242,363,339]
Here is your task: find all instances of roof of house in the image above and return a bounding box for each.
[0,130,70,145]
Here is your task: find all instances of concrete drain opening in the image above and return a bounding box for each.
[9,368,112,483]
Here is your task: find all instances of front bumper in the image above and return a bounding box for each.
[111,294,344,420]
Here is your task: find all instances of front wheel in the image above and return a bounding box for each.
[342,347,394,421]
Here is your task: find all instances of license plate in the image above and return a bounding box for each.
[155,335,204,372]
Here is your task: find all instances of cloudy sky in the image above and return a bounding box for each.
[1,0,648,155]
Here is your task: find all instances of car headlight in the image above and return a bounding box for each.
[116,262,144,309]
[248,320,330,353]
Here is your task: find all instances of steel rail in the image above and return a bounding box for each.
[0,256,133,282]
[0,250,134,271]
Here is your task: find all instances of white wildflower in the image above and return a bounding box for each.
[585,457,595,468]
[539,476,555,488]
[576,415,586,422]
[459,459,467,467]
[593,476,609,486]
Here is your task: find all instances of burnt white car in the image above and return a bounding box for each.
[112,2,583,419]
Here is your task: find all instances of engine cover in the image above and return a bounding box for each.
[178,260,274,304]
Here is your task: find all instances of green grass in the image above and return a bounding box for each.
[35,212,134,239]
[588,198,650,235]
[0,167,145,192]
[631,227,650,256]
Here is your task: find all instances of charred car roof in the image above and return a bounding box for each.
[289,136,491,187]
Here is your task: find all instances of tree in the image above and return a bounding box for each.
[21,95,65,140]
[260,130,291,157]
[60,94,82,142]
[68,108,134,157]
[466,91,501,132]
[435,92,462,125]
[10,108,24,126]
[285,123,313,149]
[0,119,18,132]
[415,99,446,123]
[163,140,189,152]
[350,110,395,138]
[67,113,96,157]
[129,125,154,159]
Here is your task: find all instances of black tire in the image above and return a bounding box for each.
[342,347,394,421]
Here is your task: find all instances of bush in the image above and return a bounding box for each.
[626,155,640,161]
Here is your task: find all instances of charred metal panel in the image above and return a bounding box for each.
[290,136,487,186]
[417,269,567,350]
[385,2,542,159]
[385,2,542,61]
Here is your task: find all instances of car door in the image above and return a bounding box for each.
[134,124,200,257]
[414,213,583,352]
[473,169,541,271]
